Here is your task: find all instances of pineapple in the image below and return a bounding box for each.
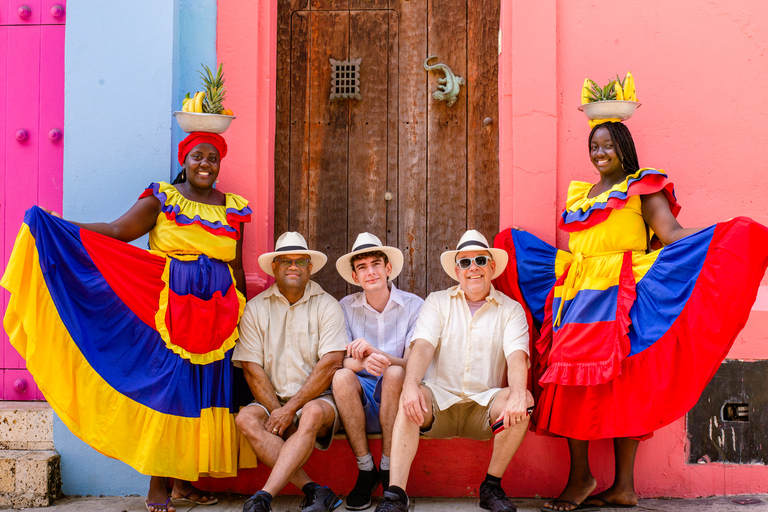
[199,63,226,114]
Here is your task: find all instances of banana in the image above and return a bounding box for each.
[194,91,205,113]
[623,72,636,102]
[613,81,624,101]
[581,78,591,104]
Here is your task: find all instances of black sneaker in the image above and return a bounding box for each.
[379,469,389,492]
[479,481,516,512]
[345,468,380,510]
[300,485,343,512]
[373,491,408,512]
[243,491,272,512]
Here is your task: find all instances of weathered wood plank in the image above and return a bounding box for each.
[275,1,306,239]
[385,10,400,277]
[307,11,350,299]
[426,0,467,294]
[467,0,500,241]
[349,0,389,9]
[310,0,349,10]
[347,9,391,294]
[391,0,428,298]
[288,10,312,238]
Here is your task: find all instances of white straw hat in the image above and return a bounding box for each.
[336,232,404,286]
[257,232,328,277]
[440,230,508,281]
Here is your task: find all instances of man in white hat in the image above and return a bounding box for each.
[332,233,424,510]
[234,232,348,512]
[374,230,533,512]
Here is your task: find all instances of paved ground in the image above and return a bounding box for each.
[9,494,768,512]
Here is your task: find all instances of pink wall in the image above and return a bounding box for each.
[219,0,768,497]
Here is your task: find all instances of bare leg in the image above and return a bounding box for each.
[583,437,639,507]
[235,405,314,492]
[332,368,369,457]
[388,384,433,492]
[380,366,405,457]
[486,389,534,477]
[260,400,336,496]
[543,438,596,511]
[147,476,175,512]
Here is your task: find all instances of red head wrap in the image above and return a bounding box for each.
[177,132,228,166]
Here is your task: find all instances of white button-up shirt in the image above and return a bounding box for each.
[339,284,423,376]
[412,285,529,410]
[233,280,348,403]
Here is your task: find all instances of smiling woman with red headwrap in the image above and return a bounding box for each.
[1,131,251,512]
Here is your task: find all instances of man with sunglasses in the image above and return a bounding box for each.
[234,232,348,512]
[375,230,533,512]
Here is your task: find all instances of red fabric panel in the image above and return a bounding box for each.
[80,229,166,328]
[165,285,239,354]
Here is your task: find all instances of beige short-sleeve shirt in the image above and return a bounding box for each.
[233,280,348,403]
[411,285,529,410]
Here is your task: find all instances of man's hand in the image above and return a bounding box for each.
[494,390,529,430]
[363,353,391,376]
[264,405,296,437]
[347,338,378,361]
[400,381,428,426]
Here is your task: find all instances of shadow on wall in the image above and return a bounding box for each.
[54,415,147,496]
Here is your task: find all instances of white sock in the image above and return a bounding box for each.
[380,455,390,470]
[356,453,375,471]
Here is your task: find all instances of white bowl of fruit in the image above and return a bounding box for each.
[173,63,235,134]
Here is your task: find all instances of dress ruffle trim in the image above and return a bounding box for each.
[559,168,679,233]
[140,182,252,240]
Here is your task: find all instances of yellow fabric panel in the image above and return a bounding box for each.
[1,225,240,479]
[568,196,647,254]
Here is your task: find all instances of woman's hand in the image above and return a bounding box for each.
[42,209,62,218]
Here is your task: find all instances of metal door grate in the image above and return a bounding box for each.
[330,58,361,101]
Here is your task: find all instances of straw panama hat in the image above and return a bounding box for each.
[336,232,404,286]
[257,231,328,277]
[440,230,508,281]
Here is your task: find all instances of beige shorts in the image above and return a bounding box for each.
[421,388,502,441]
[249,390,341,450]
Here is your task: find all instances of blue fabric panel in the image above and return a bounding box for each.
[627,226,715,356]
[552,286,619,332]
[24,206,233,417]
[511,229,558,324]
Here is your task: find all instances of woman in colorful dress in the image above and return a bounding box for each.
[1,132,251,512]
[494,120,768,511]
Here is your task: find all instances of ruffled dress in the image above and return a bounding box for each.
[493,168,768,440]
[1,182,251,480]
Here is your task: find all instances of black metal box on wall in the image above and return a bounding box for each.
[687,360,768,464]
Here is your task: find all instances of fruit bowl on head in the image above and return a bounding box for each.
[578,100,641,122]
[173,111,235,134]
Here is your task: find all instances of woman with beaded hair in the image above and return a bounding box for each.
[2,132,251,512]
[494,115,768,511]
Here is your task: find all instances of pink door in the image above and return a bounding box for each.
[1,0,65,400]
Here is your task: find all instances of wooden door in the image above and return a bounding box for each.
[1,0,65,400]
[275,0,499,299]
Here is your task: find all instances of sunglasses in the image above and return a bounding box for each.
[274,257,310,269]
[456,255,491,269]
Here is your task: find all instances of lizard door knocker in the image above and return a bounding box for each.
[423,55,466,108]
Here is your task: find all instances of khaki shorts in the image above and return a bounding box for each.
[421,388,502,441]
[248,390,341,450]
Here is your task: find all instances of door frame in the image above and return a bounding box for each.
[217,0,559,294]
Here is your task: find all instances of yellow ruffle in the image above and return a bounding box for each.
[565,168,667,214]
[1,225,240,479]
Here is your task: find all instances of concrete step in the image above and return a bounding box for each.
[1,402,61,507]
[0,402,54,451]
[0,450,61,508]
